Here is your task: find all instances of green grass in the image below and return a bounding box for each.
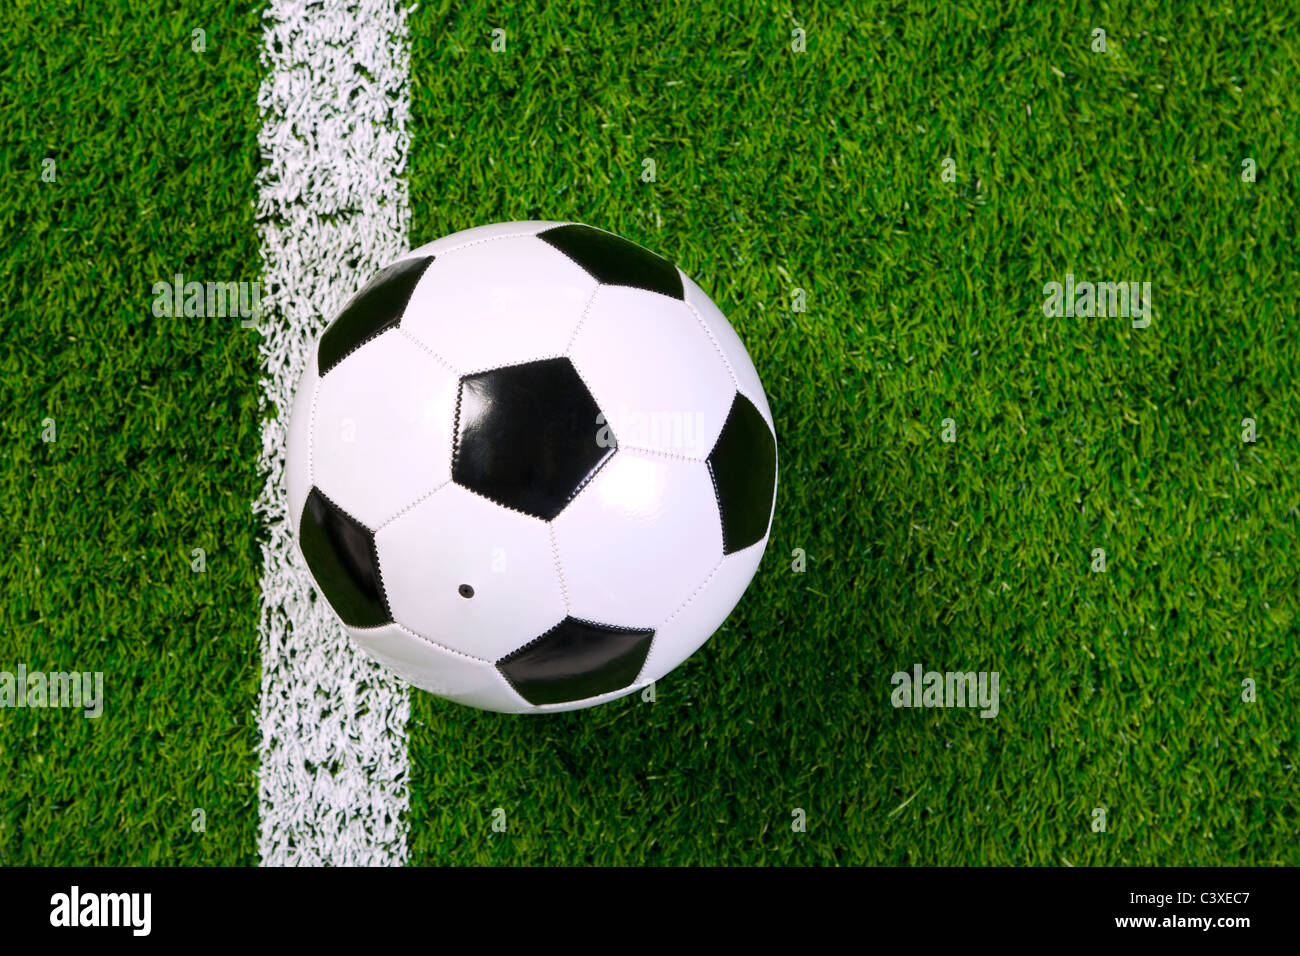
[0,0,264,864]
[0,0,1296,865]
[404,0,1298,864]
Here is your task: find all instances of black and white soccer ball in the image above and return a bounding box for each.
[286,222,777,713]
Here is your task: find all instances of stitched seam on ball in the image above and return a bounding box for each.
[562,446,616,512]
[326,255,431,376]
[571,615,659,690]
[559,355,619,511]
[548,524,571,614]
[450,377,464,480]
[681,294,740,391]
[703,392,744,552]
[456,353,567,378]
[306,357,319,499]
[537,243,592,285]
[563,283,604,353]
[538,231,681,301]
[721,534,768,558]
[491,663,531,710]
[707,392,741,461]
[633,556,724,686]
[663,556,725,628]
[563,354,605,422]
[374,478,451,533]
[632,657,655,689]
[328,325,400,378]
[428,230,544,258]
[496,617,566,667]
[705,457,729,553]
[310,485,391,620]
[496,665,525,699]
[534,685,642,711]
[568,617,654,634]
[395,326,458,374]
[312,485,363,526]
[454,482,556,523]
[370,529,393,621]
[370,620,493,665]
[620,443,705,465]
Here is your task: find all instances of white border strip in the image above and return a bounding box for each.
[253,0,414,866]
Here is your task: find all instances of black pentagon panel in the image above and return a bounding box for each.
[538,224,683,300]
[453,357,615,520]
[298,487,390,628]
[707,393,777,555]
[317,255,434,376]
[497,617,655,706]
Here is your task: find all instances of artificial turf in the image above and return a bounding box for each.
[0,1,265,864]
[403,0,1298,865]
[0,0,1296,865]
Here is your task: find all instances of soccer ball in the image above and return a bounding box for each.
[286,222,777,713]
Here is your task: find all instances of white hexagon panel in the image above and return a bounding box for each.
[311,329,457,529]
[679,269,774,433]
[399,234,599,373]
[569,284,736,460]
[347,621,522,713]
[551,451,722,627]
[375,483,566,665]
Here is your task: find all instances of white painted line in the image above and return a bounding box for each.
[253,0,414,867]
